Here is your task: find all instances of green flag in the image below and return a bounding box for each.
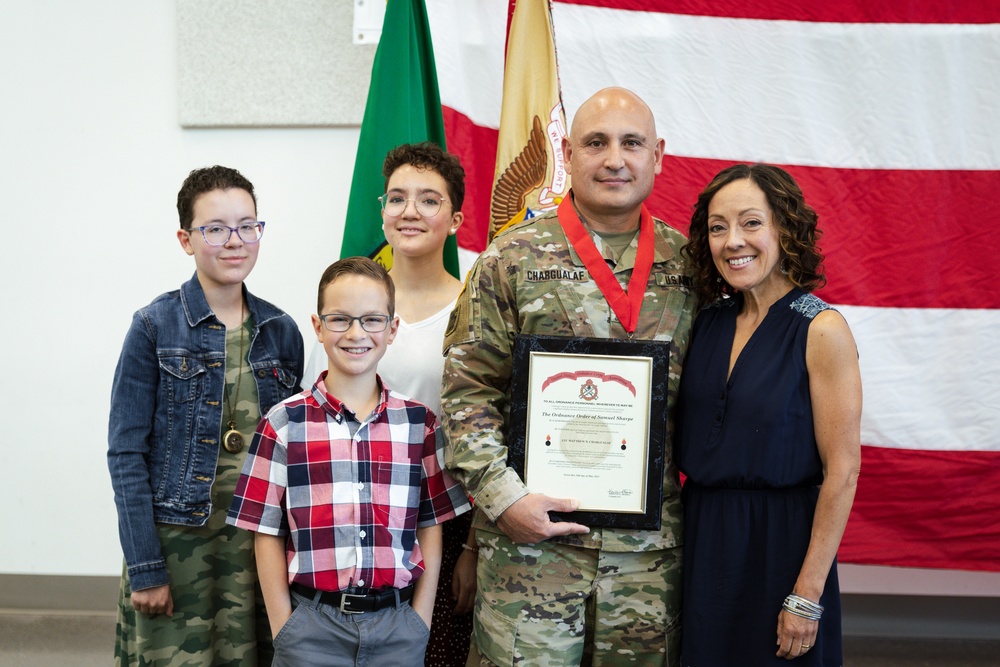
[340,0,459,278]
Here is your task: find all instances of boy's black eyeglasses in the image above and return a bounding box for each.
[189,221,266,246]
[318,314,391,333]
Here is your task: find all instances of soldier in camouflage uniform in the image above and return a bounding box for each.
[441,88,697,666]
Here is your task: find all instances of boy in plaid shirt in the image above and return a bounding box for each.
[228,257,470,666]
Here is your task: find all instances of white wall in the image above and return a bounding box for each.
[0,1,357,575]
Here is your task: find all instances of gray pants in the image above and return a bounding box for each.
[272,590,430,666]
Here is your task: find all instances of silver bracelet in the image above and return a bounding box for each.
[460,543,479,553]
[782,594,823,621]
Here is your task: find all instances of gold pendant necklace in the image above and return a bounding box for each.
[223,428,244,453]
[222,302,246,453]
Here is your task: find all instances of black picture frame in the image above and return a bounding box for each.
[507,334,671,530]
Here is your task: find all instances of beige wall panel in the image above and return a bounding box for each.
[177,0,375,127]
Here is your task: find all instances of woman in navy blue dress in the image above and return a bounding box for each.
[676,164,862,665]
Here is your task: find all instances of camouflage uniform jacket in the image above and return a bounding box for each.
[442,205,696,551]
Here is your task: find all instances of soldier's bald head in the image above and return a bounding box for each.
[570,88,657,143]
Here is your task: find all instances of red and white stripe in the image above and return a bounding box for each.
[427,0,1000,572]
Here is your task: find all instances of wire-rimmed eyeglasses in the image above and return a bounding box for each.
[378,193,449,218]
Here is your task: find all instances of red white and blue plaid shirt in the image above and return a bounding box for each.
[227,374,470,592]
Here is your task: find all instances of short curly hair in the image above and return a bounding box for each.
[382,142,466,212]
[682,164,825,306]
[176,165,256,230]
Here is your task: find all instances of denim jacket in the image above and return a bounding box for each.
[108,274,303,591]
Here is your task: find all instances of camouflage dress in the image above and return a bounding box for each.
[115,319,272,667]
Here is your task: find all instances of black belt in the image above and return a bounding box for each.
[291,582,414,614]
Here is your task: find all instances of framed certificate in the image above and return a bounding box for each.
[507,335,671,530]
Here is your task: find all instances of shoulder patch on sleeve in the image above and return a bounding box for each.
[443,266,482,349]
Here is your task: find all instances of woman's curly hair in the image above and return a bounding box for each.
[681,163,826,306]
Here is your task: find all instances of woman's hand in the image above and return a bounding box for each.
[775,608,818,659]
[131,583,173,617]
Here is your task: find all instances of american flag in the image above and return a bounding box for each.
[426,0,1000,572]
